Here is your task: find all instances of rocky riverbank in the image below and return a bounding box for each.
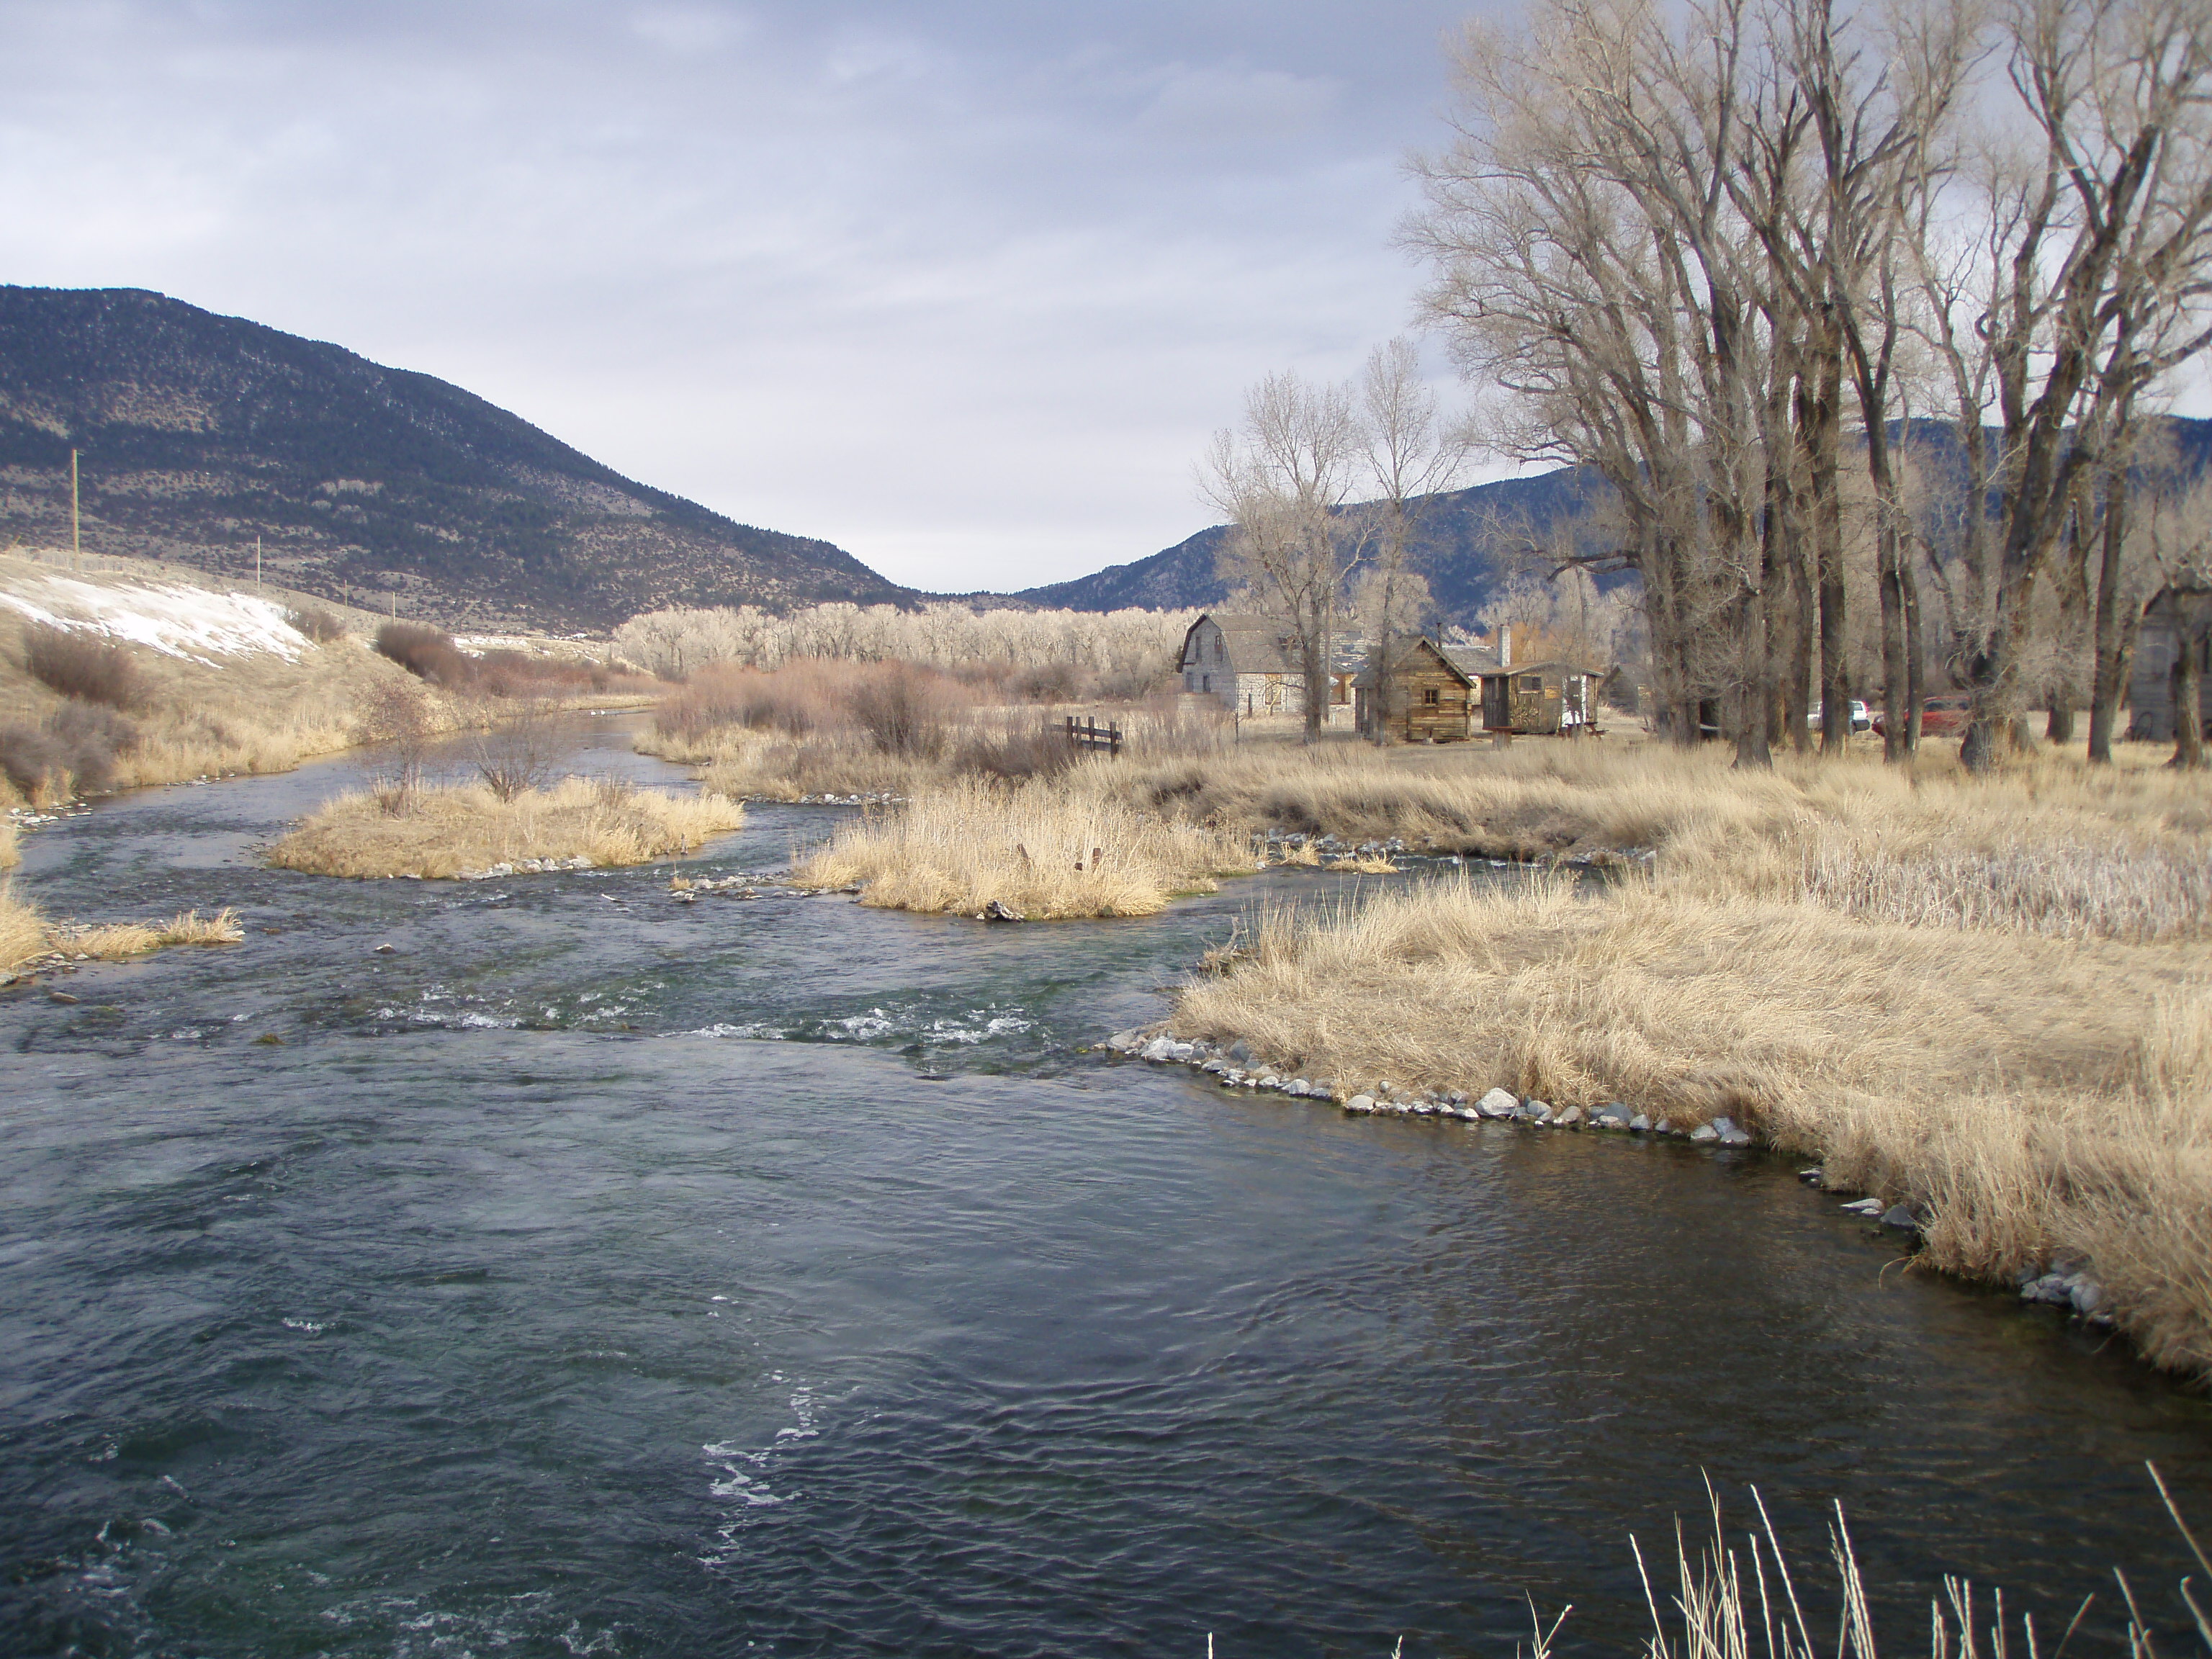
[1101,1023,2125,1344]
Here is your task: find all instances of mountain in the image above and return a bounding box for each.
[1015,466,1614,624]
[0,286,910,631]
[1018,413,2212,624]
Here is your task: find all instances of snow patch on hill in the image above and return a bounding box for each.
[0,572,310,663]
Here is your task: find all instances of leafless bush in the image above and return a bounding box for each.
[469,698,572,802]
[655,660,969,756]
[846,661,968,757]
[953,710,1080,780]
[0,701,141,799]
[354,678,436,812]
[287,606,347,644]
[22,624,145,711]
[374,622,475,687]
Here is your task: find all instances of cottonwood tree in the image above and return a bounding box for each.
[1958,0,2212,768]
[1200,371,1365,741]
[1411,0,1781,761]
[1354,338,1473,742]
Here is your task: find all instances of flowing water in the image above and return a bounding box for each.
[4,719,2210,1658]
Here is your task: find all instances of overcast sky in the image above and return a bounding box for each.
[0,1,1491,593]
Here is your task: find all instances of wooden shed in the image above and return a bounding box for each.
[2128,580,2212,742]
[1354,637,1475,742]
[1475,661,1600,735]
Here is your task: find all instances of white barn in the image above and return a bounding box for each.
[1179,613,1353,721]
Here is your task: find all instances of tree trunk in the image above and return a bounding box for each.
[2087,482,2131,765]
[2176,631,2208,770]
[1802,338,1849,755]
[1901,556,1924,755]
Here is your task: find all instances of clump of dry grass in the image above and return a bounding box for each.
[1175,860,2212,1375]
[1,887,242,974]
[268,776,745,879]
[0,881,45,971]
[792,771,1258,917]
[0,818,18,871]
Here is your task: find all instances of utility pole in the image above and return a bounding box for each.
[254,536,262,588]
[69,449,80,570]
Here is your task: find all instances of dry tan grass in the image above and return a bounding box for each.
[268,776,745,879]
[0,881,45,971]
[2,889,243,974]
[1171,741,2212,1376]
[0,817,17,871]
[792,772,1258,917]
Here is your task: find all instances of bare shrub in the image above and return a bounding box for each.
[469,698,571,802]
[374,622,475,687]
[845,661,968,758]
[0,701,141,799]
[953,710,1079,780]
[286,606,347,644]
[354,678,436,812]
[23,624,145,711]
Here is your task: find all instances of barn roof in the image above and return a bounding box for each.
[1187,612,1300,675]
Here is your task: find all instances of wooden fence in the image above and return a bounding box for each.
[1064,716,1123,757]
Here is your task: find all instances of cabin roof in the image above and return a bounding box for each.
[1353,637,1475,689]
[1480,658,1601,680]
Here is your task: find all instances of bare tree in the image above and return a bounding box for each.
[1354,338,1472,742]
[1200,371,1364,741]
[1958,0,2212,769]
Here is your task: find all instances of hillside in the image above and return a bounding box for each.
[0,287,911,631]
[1018,417,2212,624]
[1015,466,1611,623]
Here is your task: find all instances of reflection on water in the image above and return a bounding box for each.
[1,721,2208,1658]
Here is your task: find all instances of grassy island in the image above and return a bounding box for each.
[2,884,242,977]
[268,778,745,880]
[792,776,1256,918]
[1164,742,2212,1377]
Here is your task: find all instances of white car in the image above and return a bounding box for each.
[1811,699,1871,734]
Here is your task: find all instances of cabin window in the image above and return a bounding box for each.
[1201,673,1212,693]
[1424,687,1440,705]
[1519,675,1545,692]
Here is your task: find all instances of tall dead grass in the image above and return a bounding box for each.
[792,771,1258,917]
[1171,740,2212,1375]
[1,886,242,975]
[268,777,745,879]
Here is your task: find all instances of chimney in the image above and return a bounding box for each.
[1499,622,1512,669]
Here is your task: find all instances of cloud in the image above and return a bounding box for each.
[0,0,1480,593]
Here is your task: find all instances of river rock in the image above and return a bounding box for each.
[1593,1102,1633,1128]
[1140,1036,1176,1062]
[1654,1119,1673,1135]
[1689,1123,1719,1143]
[1629,1113,1651,1132]
[1553,1105,1585,1128]
[2020,1273,2072,1305]
[1346,1094,1376,1112]
[1228,1041,1254,1066]
[1879,1205,1920,1231]
[981,900,1025,922]
[1475,1088,1518,1118]
[1840,1197,1886,1216]
[1798,1167,1825,1185]
[2069,1277,2107,1316]
[1713,1117,1753,1147]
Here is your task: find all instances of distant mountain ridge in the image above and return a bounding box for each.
[0,286,911,630]
[1013,467,1613,624]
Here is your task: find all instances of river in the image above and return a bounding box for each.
[3,718,2208,1658]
